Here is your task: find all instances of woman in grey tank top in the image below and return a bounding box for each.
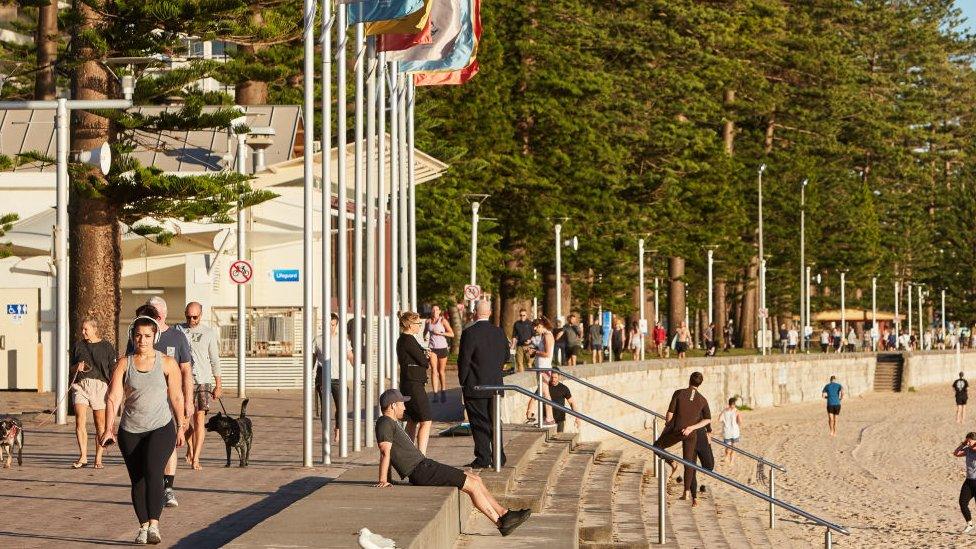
[100,316,186,545]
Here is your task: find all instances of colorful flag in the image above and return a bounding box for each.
[386,0,462,63]
[413,59,479,86]
[347,0,425,25]
[367,0,432,35]
[399,0,476,73]
[377,18,433,52]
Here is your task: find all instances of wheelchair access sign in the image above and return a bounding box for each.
[6,303,27,325]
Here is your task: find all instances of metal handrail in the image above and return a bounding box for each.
[478,384,849,546]
[527,367,787,473]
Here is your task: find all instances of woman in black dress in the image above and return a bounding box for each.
[397,311,433,455]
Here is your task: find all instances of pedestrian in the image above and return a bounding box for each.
[425,305,454,404]
[564,314,583,366]
[724,320,735,351]
[511,309,534,373]
[779,323,788,354]
[954,432,976,534]
[822,375,844,437]
[374,389,532,536]
[313,313,354,443]
[175,302,221,470]
[553,318,568,366]
[100,315,185,545]
[832,326,842,353]
[675,321,691,359]
[719,397,742,464]
[954,372,969,424]
[690,425,715,498]
[703,323,715,357]
[525,317,556,427]
[628,324,643,360]
[589,317,604,364]
[69,318,117,469]
[820,327,830,353]
[787,325,799,355]
[131,298,193,508]
[924,330,933,351]
[610,318,625,361]
[457,300,509,469]
[847,327,858,353]
[653,372,712,505]
[887,329,896,351]
[654,322,668,358]
[398,312,434,455]
[547,370,580,433]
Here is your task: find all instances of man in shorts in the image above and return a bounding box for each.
[548,370,580,433]
[564,314,583,366]
[822,375,843,437]
[511,309,534,373]
[374,389,531,536]
[177,302,222,470]
[955,372,969,424]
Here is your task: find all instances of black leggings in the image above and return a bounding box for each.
[961,478,976,522]
[690,428,715,497]
[118,421,176,524]
[654,428,699,494]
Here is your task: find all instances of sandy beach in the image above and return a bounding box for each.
[639,384,976,548]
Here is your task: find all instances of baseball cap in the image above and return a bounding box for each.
[380,388,411,409]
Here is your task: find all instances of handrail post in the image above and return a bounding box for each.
[536,370,543,428]
[657,456,666,544]
[652,417,659,477]
[493,391,502,472]
[769,467,776,528]
[824,528,832,549]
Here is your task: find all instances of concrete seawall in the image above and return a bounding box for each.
[500,350,976,443]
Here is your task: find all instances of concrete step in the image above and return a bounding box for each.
[639,461,678,549]
[610,459,650,547]
[690,488,736,549]
[664,475,707,549]
[499,435,574,512]
[479,427,549,495]
[578,450,623,543]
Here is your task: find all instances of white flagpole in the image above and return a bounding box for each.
[319,0,333,465]
[365,36,377,448]
[336,3,350,459]
[397,74,410,311]
[301,0,315,468]
[353,17,365,452]
[377,50,388,398]
[388,62,401,388]
[407,79,418,309]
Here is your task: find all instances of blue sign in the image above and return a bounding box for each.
[272,269,300,282]
[601,310,613,348]
[6,304,27,315]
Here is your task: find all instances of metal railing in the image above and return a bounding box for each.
[478,384,849,547]
[526,367,787,476]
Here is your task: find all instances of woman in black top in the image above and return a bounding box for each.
[397,311,433,455]
[70,318,118,469]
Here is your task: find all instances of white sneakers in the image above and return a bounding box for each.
[146,524,161,544]
[164,488,179,507]
[135,527,148,544]
[963,521,975,535]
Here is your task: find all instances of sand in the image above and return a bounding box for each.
[681,384,975,548]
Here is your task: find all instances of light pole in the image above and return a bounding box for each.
[805,266,812,351]
[840,271,847,340]
[301,0,315,465]
[707,248,714,329]
[871,276,877,351]
[533,269,538,318]
[639,239,646,360]
[469,200,480,311]
[941,288,946,336]
[654,276,660,325]
[907,283,913,346]
[757,163,767,355]
[894,280,899,346]
[554,221,577,322]
[799,178,808,350]
[918,285,924,348]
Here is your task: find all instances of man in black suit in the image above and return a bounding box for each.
[458,300,509,468]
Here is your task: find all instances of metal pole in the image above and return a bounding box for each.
[825,529,833,549]
[388,60,401,389]
[805,266,811,352]
[301,0,315,467]
[319,0,333,465]
[872,277,877,351]
[639,239,646,361]
[336,3,350,458]
[365,36,377,448]
[908,283,913,348]
[941,288,946,336]
[353,18,365,452]
[493,392,502,472]
[407,80,418,309]
[800,179,806,351]
[758,164,766,355]
[377,51,387,397]
[532,269,538,319]
[657,456,666,544]
[769,467,776,528]
[651,418,658,477]
[397,75,409,311]
[237,132,248,399]
[654,277,659,325]
[918,285,923,348]
[470,201,480,311]
[840,272,846,340]
[707,249,713,330]
[55,98,68,425]
[536,370,543,429]
[555,223,562,321]
[894,281,899,345]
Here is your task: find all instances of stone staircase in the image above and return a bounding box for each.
[455,427,789,549]
[875,353,904,391]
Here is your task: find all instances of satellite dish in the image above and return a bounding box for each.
[77,143,112,175]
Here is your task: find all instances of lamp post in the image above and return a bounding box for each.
[894,280,899,346]
[805,266,812,352]
[757,163,767,355]
[799,178,808,352]
[554,221,577,322]
[639,239,646,360]
[707,248,714,329]
[907,283,913,347]
[871,276,877,351]
[301,0,315,465]
[654,276,660,325]
[533,269,538,318]
[941,288,947,336]
[840,271,847,340]
[918,285,924,349]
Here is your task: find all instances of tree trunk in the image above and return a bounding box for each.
[715,279,727,349]
[34,0,58,100]
[543,272,571,322]
[722,89,735,154]
[449,303,463,355]
[668,257,685,337]
[236,75,269,105]
[738,259,758,349]
[499,249,528,337]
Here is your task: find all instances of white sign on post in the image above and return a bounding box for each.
[229,259,254,285]
[463,284,482,301]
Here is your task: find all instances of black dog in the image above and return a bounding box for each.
[205,399,252,467]
[0,417,24,468]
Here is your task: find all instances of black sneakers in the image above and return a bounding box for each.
[498,508,532,536]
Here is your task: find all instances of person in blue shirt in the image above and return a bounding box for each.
[822,376,844,437]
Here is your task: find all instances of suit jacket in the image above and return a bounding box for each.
[457,319,508,399]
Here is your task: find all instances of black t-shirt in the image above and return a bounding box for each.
[375,415,425,478]
[513,320,534,345]
[954,378,969,396]
[71,340,117,384]
[549,382,572,422]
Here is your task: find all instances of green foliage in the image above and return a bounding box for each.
[0,212,17,258]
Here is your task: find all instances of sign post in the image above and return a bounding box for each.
[229,259,254,285]
[464,284,482,305]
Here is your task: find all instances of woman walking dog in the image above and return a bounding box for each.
[70,319,117,469]
[100,316,186,544]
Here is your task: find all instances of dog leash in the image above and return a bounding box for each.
[37,368,83,427]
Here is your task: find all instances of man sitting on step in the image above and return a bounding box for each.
[374,389,532,536]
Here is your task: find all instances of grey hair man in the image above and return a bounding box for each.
[177,302,222,469]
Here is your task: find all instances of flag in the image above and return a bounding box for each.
[347,0,425,25]
[413,59,479,86]
[377,18,433,52]
[386,0,463,63]
[399,0,477,73]
[367,0,432,35]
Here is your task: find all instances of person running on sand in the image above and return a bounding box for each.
[954,372,969,424]
[822,376,843,437]
[953,432,976,534]
[719,397,742,464]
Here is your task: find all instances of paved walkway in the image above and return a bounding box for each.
[0,385,467,548]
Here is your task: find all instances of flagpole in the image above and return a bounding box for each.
[353,17,365,453]
[388,60,400,388]
[397,73,410,311]
[377,49,388,400]
[319,0,333,466]
[301,0,315,468]
[407,78,418,309]
[336,3,349,459]
[364,35,377,449]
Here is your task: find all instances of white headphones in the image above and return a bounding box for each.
[129,315,161,344]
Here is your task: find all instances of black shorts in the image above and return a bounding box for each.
[827,405,841,415]
[431,347,448,359]
[408,458,466,489]
[401,381,432,422]
[567,345,581,358]
[956,394,968,406]
[676,342,688,353]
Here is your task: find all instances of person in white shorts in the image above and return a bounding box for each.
[719,397,742,464]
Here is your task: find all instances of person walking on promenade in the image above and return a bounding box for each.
[610,318,625,361]
[954,432,976,534]
[629,323,643,360]
[823,375,844,437]
[589,317,604,363]
[374,389,532,536]
[397,312,434,455]
[653,372,712,504]
[458,300,509,468]
[719,397,742,464]
[313,313,355,443]
[425,305,454,403]
[954,372,969,424]
[553,318,568,366]
[654,322,668,358]
[564,314,582,366]
[779,324,789,354]
[675,321,691,359]
[100,315,186,545]
[70,319,117,469]
[525,317,557,427]
[820,327,830,353]
[176,302,221,470]
[703,323,716,357]
[787,325,799,355]
[132,298,193,508]
[511,309,534,373]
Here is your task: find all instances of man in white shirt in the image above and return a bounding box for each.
[177,302,222,470]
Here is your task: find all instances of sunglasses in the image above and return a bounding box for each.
[186,315,200,320]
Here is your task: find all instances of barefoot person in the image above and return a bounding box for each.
[822,375,844,437]
[177,302,222,470]
[397,312,433,455]
[374,389,532,536]
[954,372,969,424]
[101,316,186,545]
[953,432,976,534]
[719,397,742,465]
[69,319,117,469]
[425,305,454,403]
[525,317,556,427]
[653,372,712,504]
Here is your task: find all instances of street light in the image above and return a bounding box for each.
[799,178,808,351]
[639,239,646,360]
[467,194,488,311]
[840,271,847,340]
[757,163,767,355]
[871,276,877,351]
[554,221,578,322]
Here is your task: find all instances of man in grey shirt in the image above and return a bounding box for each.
[954,432,976,534]
[177,301,222,470]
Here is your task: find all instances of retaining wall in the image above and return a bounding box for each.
[902,349,974,390]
